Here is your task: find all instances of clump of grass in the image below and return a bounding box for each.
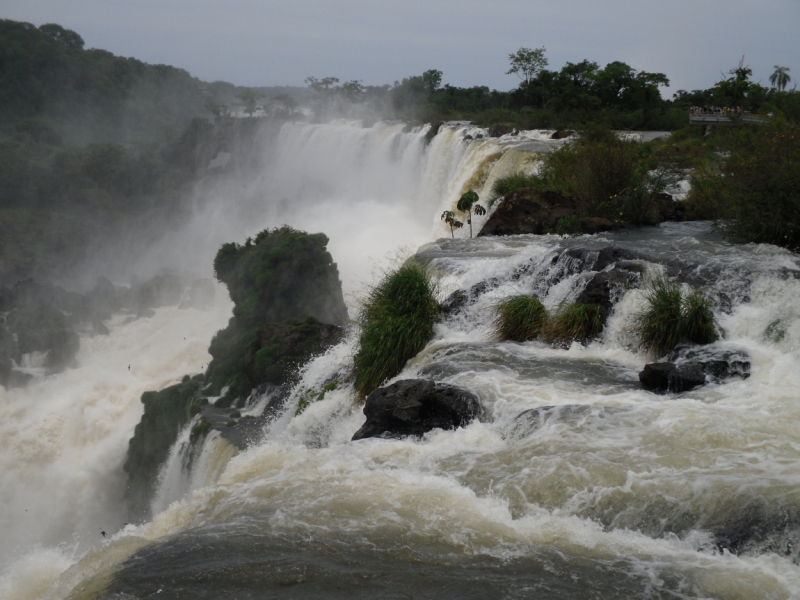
[494,295,548,341]
[353,263,439,397]
[635,278,717,357]
[541,303,605,345]
[489,171,541,206]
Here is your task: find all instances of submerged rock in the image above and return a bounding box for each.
[352,379,483,441]
[639,346,750,393]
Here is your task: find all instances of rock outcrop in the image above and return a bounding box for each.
[639,346,751,393]
[352,379,483,441]
[478,189,620,237]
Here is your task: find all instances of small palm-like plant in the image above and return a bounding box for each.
[494,295,548,341]
[440,210,464,238]
[770,65,791,92]
[457,190,487,238]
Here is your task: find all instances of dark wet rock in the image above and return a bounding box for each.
[124,374,208,522]
[352,379,483,441]
[478,189,621,237]
[639,346,750,393]
[654,192,686,222]
[7,303,80,373]
[488,124,514,137]
[424,121,443,144]
[441,290,469,316]
[128,273,185,315]
[564,246,642,272]
[86,276,121,320]
[576,267,642,316]
[551,129,575,139]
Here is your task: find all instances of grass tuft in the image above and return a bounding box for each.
[353,263,439,397]
[541,303,605,345]
[635,278,717,357]
[489,171,540,206]
[494,295,548,342]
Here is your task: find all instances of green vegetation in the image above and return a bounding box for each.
[296,381,339,415]
[541,303,605,345]
[353,263,440,397]
[456,190,486,238]
[531,127,676,225]
[123,374,207,521]
[489,171,539,206]
[494,295,548,342]
[634,278,717,357]
[440,210,464,238]
[208,227,347,406]
[686,122,800,250]
[213,226,348,327]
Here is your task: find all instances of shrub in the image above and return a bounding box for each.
[489,171,540,206]
[541,303,605,345]
[689,122,800,250]
[494,295,548,341]
[353,263,439,397]
[635,278,717,357]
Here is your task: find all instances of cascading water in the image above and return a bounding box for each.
[4,121,799,599]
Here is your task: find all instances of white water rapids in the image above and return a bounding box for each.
[2,121,800,599]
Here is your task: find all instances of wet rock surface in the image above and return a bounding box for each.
[640,346,751,393]
[352,379,483,441]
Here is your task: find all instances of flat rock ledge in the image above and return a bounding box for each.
[352,379,483,441]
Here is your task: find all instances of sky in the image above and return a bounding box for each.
[3,0,798,95]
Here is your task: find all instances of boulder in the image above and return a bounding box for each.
[128,273,185,315]
[488,124,514,137]
[639,346,750,393]
[352,379,483,441]
[551,129,575,140]
[654,192,686,222]
[575,266,642,316]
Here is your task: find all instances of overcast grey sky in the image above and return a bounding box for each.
[3,0,798,95]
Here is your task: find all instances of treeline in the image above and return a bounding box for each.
[304,50,798,130]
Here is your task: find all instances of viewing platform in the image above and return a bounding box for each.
[689,113,769,126]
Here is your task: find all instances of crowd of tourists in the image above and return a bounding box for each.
[690,106,745,116]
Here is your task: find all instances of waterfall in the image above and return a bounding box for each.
[7,121,800,599]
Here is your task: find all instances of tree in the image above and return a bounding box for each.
[440,210,463,238]
[770,66,792,91]
[422,70,443,97]
[456,190,486,238]
[237,89,266,116]
[506,47,548,86]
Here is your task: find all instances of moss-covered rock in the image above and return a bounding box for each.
[213,226,348,327]
[207,316,342,407]
[123,374,207,522]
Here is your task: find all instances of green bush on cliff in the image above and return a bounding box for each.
[354,263,439,397]
[494,295,548,342]
[635,278,717,357]
[207,227,348,406]
[489,171,539,206]
[213,226,348,326]
[123,375,206,521]
[533,127,672,225]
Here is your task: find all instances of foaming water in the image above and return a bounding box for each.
[0,290,233,596]
[37,223,800,599]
